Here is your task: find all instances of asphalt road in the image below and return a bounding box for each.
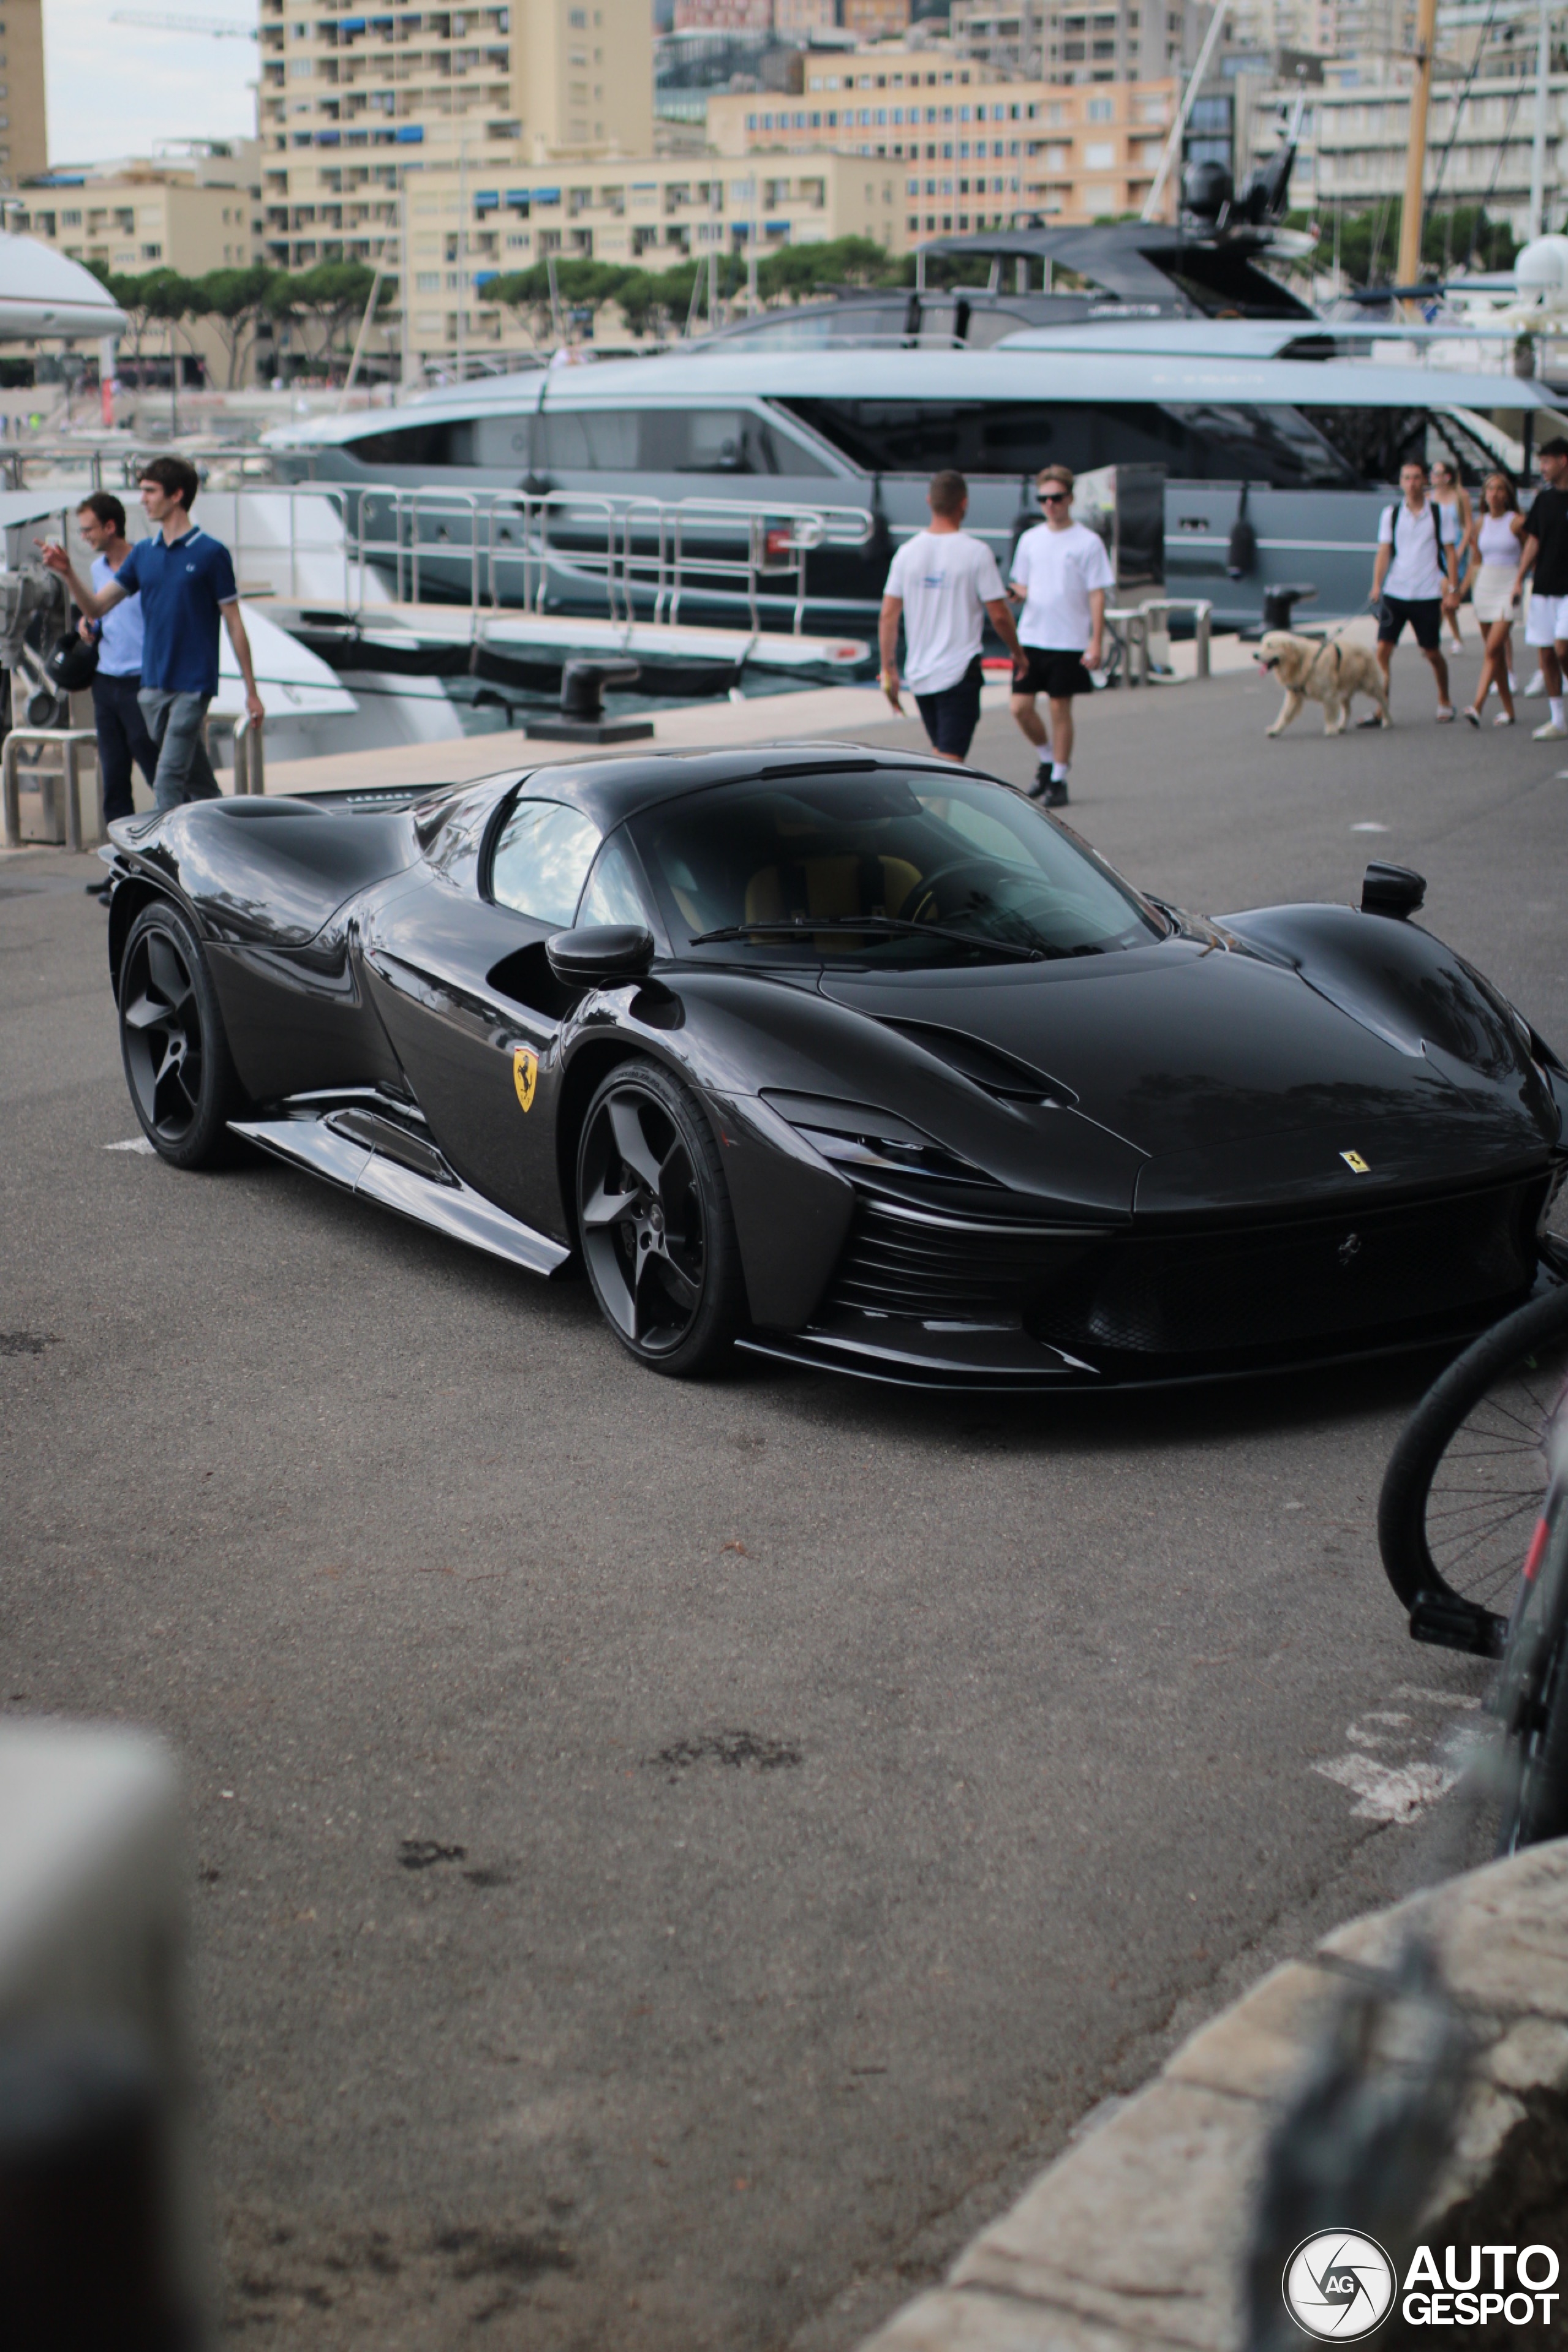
[3,644,1560,2350]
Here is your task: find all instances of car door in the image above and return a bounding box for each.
[360,793,603,1236]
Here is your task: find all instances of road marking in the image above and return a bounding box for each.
[1314,1694,1483,1823]
[1313,1753,1459,1823]
[1351,821,1390,833]
[104,1137,155,1155]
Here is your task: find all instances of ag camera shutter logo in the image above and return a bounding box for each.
[1283,2232,1396,2339]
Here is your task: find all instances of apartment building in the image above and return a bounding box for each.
[259,0,653,273]
[0,0,46,192]
[15,144,262,276]
[707,66,1176,229]
[948,0,1204,84]
[1247,64,1568,238]
[671,0,773,25]
[401,145,900,356]
[769,0,911,29]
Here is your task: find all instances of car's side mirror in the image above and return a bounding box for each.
[1360,862,1426,920]
[545,924,656,986]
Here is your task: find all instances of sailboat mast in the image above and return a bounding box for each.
[1395,0,1440,306]
[1530,0,1551,240]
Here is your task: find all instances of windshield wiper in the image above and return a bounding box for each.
[688,915,1051,963]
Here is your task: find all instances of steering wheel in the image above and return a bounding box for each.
[895,856,1017,928]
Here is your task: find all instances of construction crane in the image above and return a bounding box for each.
[109,11,258,37]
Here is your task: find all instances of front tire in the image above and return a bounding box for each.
[575,1059,745,1377]
[118,900,241,1167]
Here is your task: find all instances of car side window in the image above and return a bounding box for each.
[491,797,601,925]
[576,832,652,929]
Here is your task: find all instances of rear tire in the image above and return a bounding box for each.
[118,900,241,1168]
[575,1058,745,1378]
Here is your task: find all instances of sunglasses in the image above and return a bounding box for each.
[1039,489,1070,503]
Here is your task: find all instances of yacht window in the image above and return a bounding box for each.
[491,797,601,924]
[535,409,640,470]
[776,396,1358,486]
[1302,404,1495,486]
[346,418,478,467]
[469,413,534,469]
[643,407,772,472]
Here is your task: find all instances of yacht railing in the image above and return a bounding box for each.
[186,480,875,638]
[0,458,875,638]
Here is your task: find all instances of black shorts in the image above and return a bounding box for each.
[1012,646,1096,699]
[914,654,983,759]
[1376,595,1443,652]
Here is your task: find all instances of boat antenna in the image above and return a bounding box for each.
[1142,1,1230,224]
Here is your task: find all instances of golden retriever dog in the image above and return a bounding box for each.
[1259,630,1391,736]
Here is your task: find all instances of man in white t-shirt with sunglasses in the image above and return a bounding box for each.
[1008,465,1115,807]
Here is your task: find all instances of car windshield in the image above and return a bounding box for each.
[628,769,1162,967]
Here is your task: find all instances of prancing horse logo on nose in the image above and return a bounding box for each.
[1341,1149,1370,1174]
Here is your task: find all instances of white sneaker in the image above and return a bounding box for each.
[1525,671,1548,697]
[1532,719,1568,739]
[1436,706,1455,722]
[1495,711,1515,726]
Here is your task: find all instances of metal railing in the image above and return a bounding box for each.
[230,712,265,798]
[0,451,875,639]
[1,726,98,850]
[194,479,875,640]
[1105,597,1213,686]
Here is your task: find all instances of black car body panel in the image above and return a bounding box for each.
[102,747,1566,1389]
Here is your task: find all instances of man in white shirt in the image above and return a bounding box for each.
[880,469,1022,763]
[1368,458,1460,722]
[1008,464,1116,806]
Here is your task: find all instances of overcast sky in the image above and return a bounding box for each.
[43,0,258,167]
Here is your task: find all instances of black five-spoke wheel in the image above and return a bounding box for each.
[118,901,241,1166]
[576,1059,745,1376]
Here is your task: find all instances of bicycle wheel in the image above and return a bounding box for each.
[1378,1282,1568,1653]
[1495,1507,1568,1853]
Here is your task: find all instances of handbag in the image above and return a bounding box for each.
[45,629,99,693]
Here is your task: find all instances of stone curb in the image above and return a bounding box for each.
[858,1844,1568,2352]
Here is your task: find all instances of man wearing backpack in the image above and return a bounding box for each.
[1367,458,1460,723]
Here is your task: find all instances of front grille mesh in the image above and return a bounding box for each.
[823,1179,1544,1362]
[827,1199,1099,1321]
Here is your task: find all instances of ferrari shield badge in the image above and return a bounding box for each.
[1340,1149,1370,1174]
[513,1046,538,1113]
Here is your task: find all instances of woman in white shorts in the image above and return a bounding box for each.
[1460,472,1524,726]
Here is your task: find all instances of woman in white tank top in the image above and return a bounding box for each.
[1430,461,1472,648]
[1460,472,1525,726]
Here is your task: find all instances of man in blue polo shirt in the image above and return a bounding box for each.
[42,454,264,810]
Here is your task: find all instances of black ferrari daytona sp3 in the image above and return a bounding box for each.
[102,744,1568,1387]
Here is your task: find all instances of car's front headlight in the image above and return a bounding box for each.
[762,1090,989,1185]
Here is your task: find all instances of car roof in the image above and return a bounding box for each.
[518,739,976,831]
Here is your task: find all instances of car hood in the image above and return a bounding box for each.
[820,933,1556,1216]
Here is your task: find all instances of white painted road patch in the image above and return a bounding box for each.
[104,1137,155,1155]
[1313,1752,1460,1824]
